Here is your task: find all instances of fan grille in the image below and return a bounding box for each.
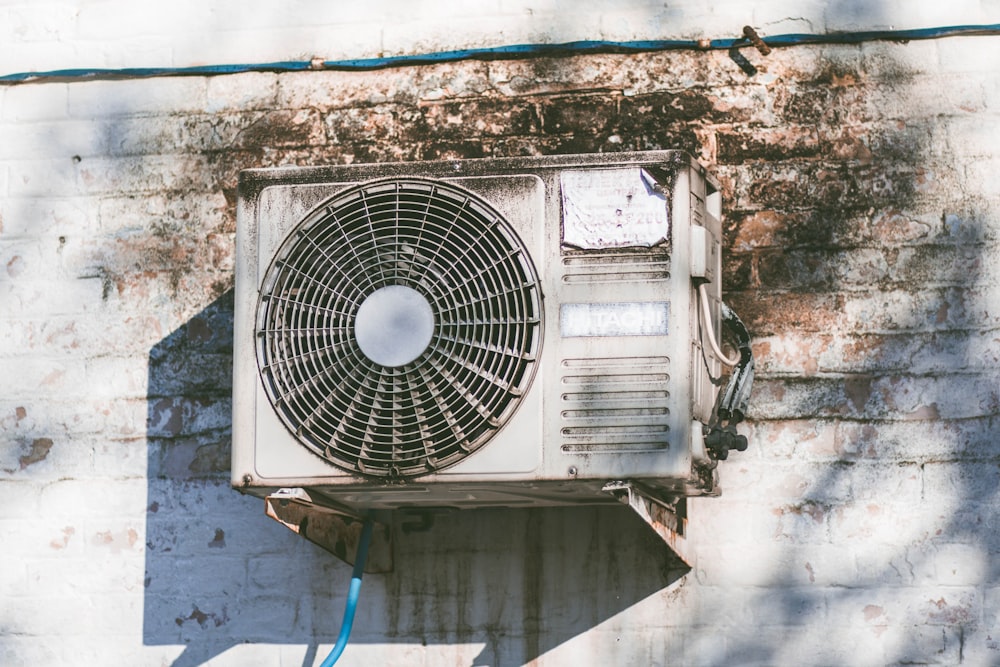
[256,177,543,479]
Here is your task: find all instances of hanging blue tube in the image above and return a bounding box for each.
[320,517,375,667]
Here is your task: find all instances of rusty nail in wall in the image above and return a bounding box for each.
[742,25,771,55]
[728,46,758,76]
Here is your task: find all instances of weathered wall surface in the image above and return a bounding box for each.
[3,3,1000,666]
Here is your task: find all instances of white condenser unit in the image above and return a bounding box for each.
[232,151,749,538]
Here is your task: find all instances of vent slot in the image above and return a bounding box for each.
[561,252,670,284]
[559,357,671,452]
[256,177,543,479]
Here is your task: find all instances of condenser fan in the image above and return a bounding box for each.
[255,177,543,479]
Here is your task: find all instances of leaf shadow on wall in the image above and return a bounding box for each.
[703,16,999,666]
[143,289,689,667]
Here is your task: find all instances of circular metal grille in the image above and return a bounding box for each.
[256,177,543,479]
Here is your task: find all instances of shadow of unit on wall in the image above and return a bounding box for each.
[143,289,689,667]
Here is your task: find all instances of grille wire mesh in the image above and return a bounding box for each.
[256,177,543,479]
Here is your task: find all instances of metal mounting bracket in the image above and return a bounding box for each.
[603,481,692,567]
[264,488,393,573]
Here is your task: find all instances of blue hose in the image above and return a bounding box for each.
[320,517,375,667]
[4,24,1000,84]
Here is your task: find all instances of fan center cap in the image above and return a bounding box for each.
[355,285,435,367]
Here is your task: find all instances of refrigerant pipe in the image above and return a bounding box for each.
[320,516,375,667]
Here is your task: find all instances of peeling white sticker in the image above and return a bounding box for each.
[561,302,670,337]
[561,168,669,249]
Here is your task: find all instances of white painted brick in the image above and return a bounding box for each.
[7,158,78,197]
[279,64,492,111]
[37,478,146,520]
[694,542,787,587]
[0,399,127,441]
[853,544,918,586]
[846,462,922,502]
[1,593,145,637]
[938,33,1000,73]
[825,586,981,636]
[172,25,385,66]
[0,196,98,240]
[69,78,208,118]
[687,500,757,545]
[26,551,144,598]
[909,542,990,586]
[205,72,279,113]
[0,315,156,361]
[859,39,942,80]
[729,543,860,586]
[1,83,68,121]
[0,558,29,598]
[0,481,40,519]
[76,1,215,41]
[0,356,88,397]
[827,500,936,546]
[384,16,583,57]
[922,460,1000,500]
[147,556,247,600]
[0,518,87,558]
[0,638,181,667]
[948,114,1000,158]
[76,154,216,194]
[9,4,79,42]
[728,460,853,503]
[0,40,80,79]
[90,438,148,478]
[0,434,93,482]
[81,361,149,401]
[870,73,987,120]
[177,643,298,667]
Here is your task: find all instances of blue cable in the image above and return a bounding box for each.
[3,23,1000,84]
[320,517,375,667]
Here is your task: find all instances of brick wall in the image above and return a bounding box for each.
[3,4,1000,666]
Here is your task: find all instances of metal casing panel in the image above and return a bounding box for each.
[232,151,723,508]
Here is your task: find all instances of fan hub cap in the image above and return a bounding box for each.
[355,285,435,367]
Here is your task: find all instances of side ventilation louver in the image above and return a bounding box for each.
[255,178,543,479]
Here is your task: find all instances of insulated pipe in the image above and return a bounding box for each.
[698,283,741,367]
[4,24,1000,84]
[320,517,375,667]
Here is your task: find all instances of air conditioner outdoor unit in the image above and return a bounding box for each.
[232,151,751,558]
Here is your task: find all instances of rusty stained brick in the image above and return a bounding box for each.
[749,419,839,461]
[717,125,824,164]
[725,208,890,251]
[18,437,54,470]
[91,526,140,553]
[147,396,230,440]
[922,593,979,627]
[325,104,412,144]
[773,77,872,123]
[769,500,831,543]
[751,373,999,422]
[110,109,328,156]
[152,434,231,478]
[724,291,846,335]
[175,604,230,629]
[742,243,985,292]
[49,526,76,550]
[717,123,880,165]
[418,98,541,138]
